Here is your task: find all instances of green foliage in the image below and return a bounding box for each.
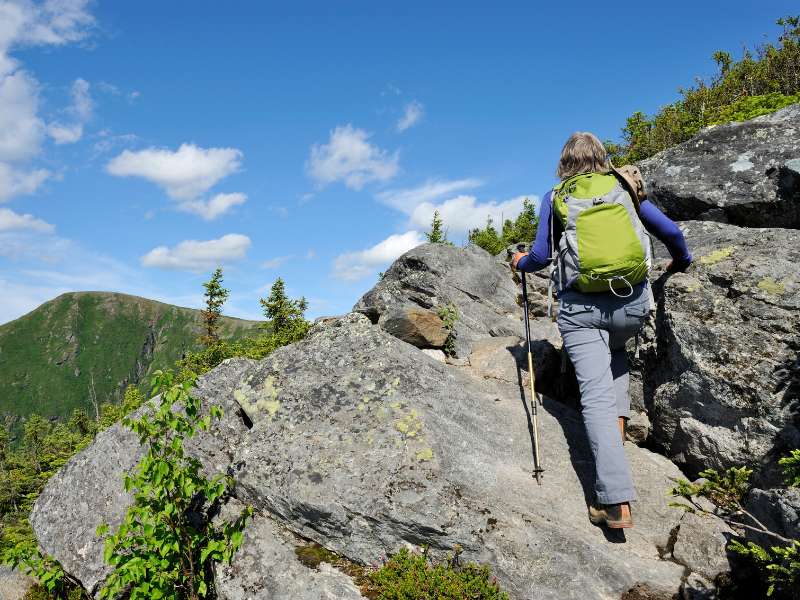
[468,217,505,255]
[425,210,453,245]
[4,542,86,600]
[259,277,310,344]
[669,466,752,513]
[468,198,538,255]
[728,540,800,599]
[177,278,311,380]
[367,547,509,600]
[97,371,252,600]
[437,304,458,357]
[670,465,800,600]
[200,268,230,347]
[609,16,800,165]
[780,449,800,487]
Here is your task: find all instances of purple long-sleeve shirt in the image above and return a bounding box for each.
[516,190,692,276]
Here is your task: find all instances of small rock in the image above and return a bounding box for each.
[378,305,449,348]
[626,411,651,445]
[421,348,446,363]
[0,565,36,600]
[681,572,718,600]
[672,512,734,580]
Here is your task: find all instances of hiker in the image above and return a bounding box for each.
[511,132,692,529]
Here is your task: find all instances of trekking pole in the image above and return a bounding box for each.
[520,270,545,485]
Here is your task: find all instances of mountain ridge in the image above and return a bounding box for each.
[0,291,261,423]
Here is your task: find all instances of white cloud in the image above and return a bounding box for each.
[333,230,424,281]
[46,77,92,144]
[0,207,53,232]
[0,0,95,52]
[0,1,94,202]
[177,192,247,221]
[397,100,424,132]
[46,121,81,144]
[141,233,252,272]
[107,143,243,200]
[0,68,44,161]
[262,255,292,269]
[377,178,483,212]
[409,194,533,236]
[307,124,399,190]
[0,162,50,202]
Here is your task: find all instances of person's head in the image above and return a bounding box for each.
[556,132,610,180]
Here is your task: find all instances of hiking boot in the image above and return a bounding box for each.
[588,503,633,528]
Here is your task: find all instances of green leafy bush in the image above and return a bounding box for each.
[97,371,252,600]
[609,16,800,165]
[366,547,508,600]
[779,449,800,487]
[669,464,800,599]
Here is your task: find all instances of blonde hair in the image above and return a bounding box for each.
[556,132,610,180]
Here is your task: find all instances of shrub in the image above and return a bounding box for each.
[670,464,800,599]
[97,371,251,600]
[469,198,538,255]
[367,547,509,600]
[608,16,800,165]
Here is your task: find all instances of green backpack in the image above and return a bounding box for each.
[550,171,651,296]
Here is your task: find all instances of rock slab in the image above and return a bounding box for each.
[638,103,800,228]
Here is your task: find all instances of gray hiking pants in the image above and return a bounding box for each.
[557,282,650,505]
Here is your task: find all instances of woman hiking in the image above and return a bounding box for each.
[512,132,692,529]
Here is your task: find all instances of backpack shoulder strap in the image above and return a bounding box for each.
[609,164,645,213]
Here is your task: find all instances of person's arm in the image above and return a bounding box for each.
[639,199,692,271]
[515,191,553,272]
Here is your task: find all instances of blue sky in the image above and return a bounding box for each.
[1,0,796,323]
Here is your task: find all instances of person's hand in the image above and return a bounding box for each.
[511,252,527,270]
[666,258,691,273]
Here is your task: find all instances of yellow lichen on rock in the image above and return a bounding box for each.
[415,447,434,462]
[757,277,786,296]
[394,409,422,438]
[699,246,735,265]
[233,376,281,421]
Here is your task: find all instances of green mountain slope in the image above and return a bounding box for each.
[0,292,261,421]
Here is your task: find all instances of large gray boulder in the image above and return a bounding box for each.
[226,313,696,599]
[637,220,800,481]
[29,309,728,599]
[354,243,525,357]
[638,103,800,228]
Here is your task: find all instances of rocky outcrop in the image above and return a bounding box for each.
[354,244,525,357]
[31,308,720,599]
[636,221,800,480]
[639,104,800,228]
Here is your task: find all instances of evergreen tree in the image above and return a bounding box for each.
[468,216,504,255]
[259,278,310,343]
[200,268,229,347]
[426,210,451,244]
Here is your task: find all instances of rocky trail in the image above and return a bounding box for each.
[26,106,800,599]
